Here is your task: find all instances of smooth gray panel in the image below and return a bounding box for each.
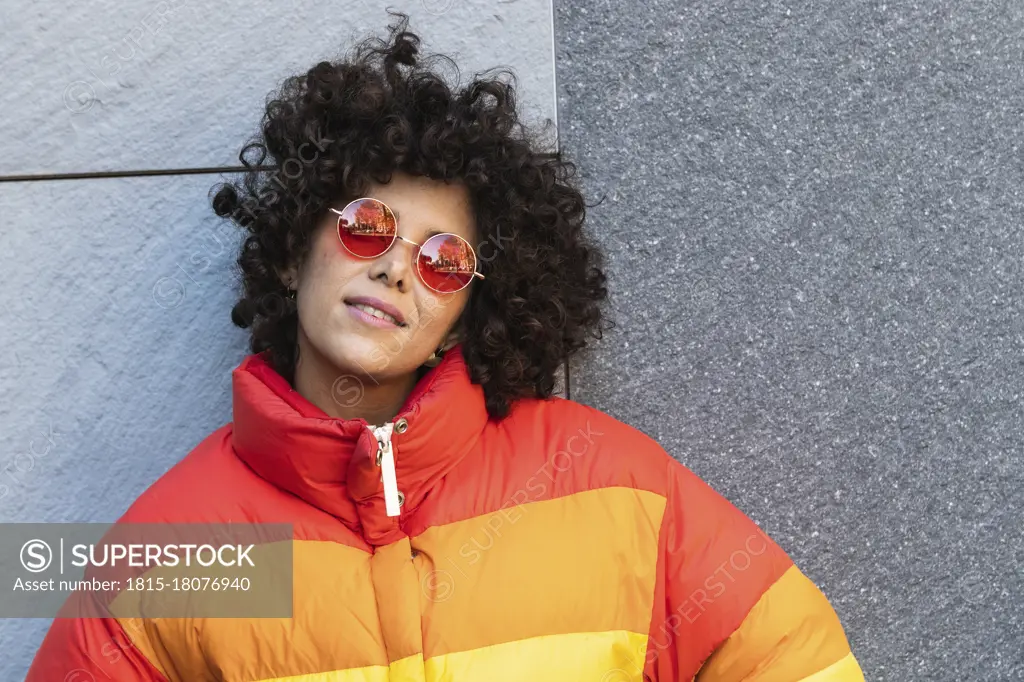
[2,2,559,675]
[0,0,557,175]
[0,174,246,527]
[0,174,248,677]
[556,1,1023,680]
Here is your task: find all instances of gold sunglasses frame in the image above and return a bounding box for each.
[329,197,486,293]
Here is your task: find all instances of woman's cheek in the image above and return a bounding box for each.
[417,294,447,329]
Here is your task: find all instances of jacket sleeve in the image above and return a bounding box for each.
[25,575,171,680]
[645,456,865,681]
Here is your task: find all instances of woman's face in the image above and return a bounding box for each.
[287,171,478,380]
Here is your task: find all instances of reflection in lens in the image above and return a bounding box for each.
[418,234,476,293]
[338,198,396,258]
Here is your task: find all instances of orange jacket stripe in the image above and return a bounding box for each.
[415,486,666,656]
[107,541,385,681]
[104,488,663,680]
[253,666,391,682]
[694,565,861,681]
[253,633,653,682]
[370,538,424,664]
[252,653,427,682]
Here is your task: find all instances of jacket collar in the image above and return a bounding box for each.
[230,343,490,545]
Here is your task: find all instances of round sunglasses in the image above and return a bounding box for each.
[329,197,486,294]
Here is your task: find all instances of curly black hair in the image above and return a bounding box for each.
[210,10,611,420]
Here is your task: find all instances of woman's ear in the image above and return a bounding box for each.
[441,327,463,351]
[275,263,299,291]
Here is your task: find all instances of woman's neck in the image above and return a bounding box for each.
[291,332,418,425]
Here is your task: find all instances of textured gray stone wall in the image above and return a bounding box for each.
[556,1,1023,680]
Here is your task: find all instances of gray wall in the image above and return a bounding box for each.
[557,1,1023,680]
[2,0,1021,679]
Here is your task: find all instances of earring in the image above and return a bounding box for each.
[422,347,443,368]
[423,337,459,368]
[424,342,453,368]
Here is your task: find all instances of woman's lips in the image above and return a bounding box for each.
[345,302,404,329]
[343,296,407,325]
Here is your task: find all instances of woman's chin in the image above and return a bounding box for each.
[321,333,412,376]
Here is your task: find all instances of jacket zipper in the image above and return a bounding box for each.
[370,422,402,517]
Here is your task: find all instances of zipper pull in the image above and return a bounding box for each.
[370,422,402,517]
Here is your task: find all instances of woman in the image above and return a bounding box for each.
[28,12,863,682]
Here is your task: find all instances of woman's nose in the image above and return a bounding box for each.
[370,240,416,288]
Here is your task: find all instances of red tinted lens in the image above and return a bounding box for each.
[337,198,397,257]
[417,233,477,293]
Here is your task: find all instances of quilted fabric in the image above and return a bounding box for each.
[26,343,864,681]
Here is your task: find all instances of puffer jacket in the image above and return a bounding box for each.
[27,343,864,681]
